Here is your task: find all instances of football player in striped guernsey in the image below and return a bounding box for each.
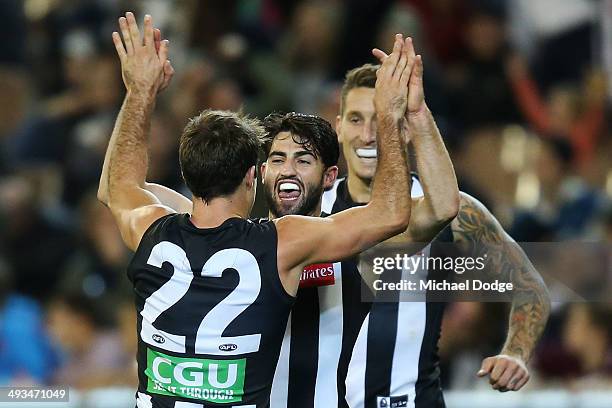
[138,43,462,408]
[99,12,418,408]
[314,47,550,407]
[123,19,548,408]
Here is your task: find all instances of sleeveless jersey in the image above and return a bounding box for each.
[271,177,451,408]
[128,214,295,408]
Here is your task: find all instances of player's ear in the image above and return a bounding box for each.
[323,166,338,190]
[335,115,343,143]
[246,166,256,189]
[260,162,267,184]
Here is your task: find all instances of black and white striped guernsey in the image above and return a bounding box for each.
[270,176,451,408]
[128,214,295,408]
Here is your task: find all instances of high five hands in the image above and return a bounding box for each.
[112,12,174,95]
[372,35,426,117]
[373,34,416,125]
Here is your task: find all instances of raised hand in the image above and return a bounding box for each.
[112,12,170,95]
[373,34,412,123]
[153,27,175,93]
[373,37,426,116]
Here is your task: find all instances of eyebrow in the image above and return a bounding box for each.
[294,150,316,159]
[345,110,368,119]
[269,151,287,158]
[268,150,316,159]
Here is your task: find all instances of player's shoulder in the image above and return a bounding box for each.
[136,209,181,242]
[245,217,277,235]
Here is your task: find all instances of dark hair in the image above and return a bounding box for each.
[179,110,265,202]
[340,63,379,115]
[262,112,339,168]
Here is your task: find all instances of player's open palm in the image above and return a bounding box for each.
[373,37,425,116]
[112,12,168,95]
[373,34,411,122]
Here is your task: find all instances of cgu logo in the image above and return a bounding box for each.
[219,344,238,352]
[152,334,165,344]
[152,357,238,388]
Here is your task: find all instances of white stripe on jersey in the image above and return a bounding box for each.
[270,316,292,408]
[389,247,430,407]
[346,177,428,408]
[273,176,430,408]
[345,315,369,408]
[322,178,344,214]
[314,262,344,407]
[137,392,152,408]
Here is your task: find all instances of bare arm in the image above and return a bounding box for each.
[99,13,175,251]
[451,192,551,391]
[407,106,459,241]
[373,40,459,243]
[276,35,412,286]
[144,183,193,213]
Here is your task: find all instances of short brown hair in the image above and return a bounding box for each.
[179,110,265,202]
[340,63,379,115]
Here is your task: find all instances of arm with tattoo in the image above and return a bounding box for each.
[451,192,551,391]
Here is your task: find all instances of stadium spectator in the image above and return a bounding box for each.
[47,293,130,389]
[0,261,58,385]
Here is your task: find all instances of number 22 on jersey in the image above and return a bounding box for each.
[140,241,262,355]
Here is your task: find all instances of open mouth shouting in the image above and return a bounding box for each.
[277,179,303,202]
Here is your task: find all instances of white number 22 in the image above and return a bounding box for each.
[140,242,262,356]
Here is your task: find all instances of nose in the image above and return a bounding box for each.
[279,159,297,178]
[361,119,377,145]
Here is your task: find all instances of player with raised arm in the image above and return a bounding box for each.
[99,12,414,408]
[322,49,551,406]
[116,31,463,408]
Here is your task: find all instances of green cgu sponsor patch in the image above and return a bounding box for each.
[145,348,246,403]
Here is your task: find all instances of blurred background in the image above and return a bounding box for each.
[0,0,611,406]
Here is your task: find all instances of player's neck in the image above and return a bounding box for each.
[267,202,322,220]
[347,173,373,204]
[311,201,322,217]
[190,195,249,228]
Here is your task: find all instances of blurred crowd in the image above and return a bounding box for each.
[0,0,611,393]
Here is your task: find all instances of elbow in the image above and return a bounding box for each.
[434,191,460,225]
[388,205,411,234]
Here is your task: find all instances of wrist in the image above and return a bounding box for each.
[126,88,157,106]
[500,347,529,363]
[376,110,402,128]
[407,103,429,120]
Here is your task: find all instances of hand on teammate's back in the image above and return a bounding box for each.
[112,12,174,95]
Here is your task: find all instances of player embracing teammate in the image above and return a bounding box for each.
[99,11,550,408]
[98,12,435,408]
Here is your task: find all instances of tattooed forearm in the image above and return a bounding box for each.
[451,192,551,362]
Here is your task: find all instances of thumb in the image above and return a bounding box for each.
[477,357,495,377]
[372,48,388,62]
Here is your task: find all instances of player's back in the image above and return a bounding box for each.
[128,213,295,408]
